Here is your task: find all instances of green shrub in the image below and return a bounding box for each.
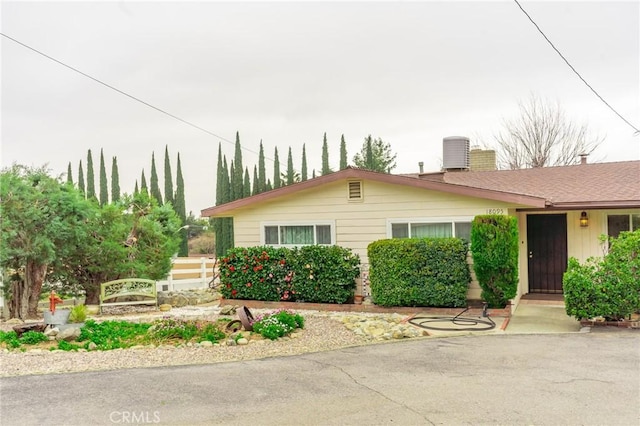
[368,238,470,307]
[19,331,48,345]
[470,215,519,307]
[564,230,640,320]
[0,331,21,348]
[69,304,87,323]
[78,319,152,350]
[219,245,360,304]
[251,309,305,340]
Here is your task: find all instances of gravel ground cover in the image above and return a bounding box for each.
[0,312,372,377]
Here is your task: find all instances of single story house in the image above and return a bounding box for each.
[201,142,640,308]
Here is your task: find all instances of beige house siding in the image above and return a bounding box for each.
[230,178,524,300]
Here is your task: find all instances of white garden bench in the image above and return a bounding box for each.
[99,278,158,313]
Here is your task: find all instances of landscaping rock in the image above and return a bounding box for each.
[88,342,98,351]
[44,327,59,337]
[200,341,213,347]
[236,338,249,345]
[159,304,172,312]
[5,318,24,325]
[219,305,238,315]
[56,326,82,342]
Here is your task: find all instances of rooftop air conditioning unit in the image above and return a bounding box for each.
[442,136,470,171]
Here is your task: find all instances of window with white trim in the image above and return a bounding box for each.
[389,219,472,241]
[263,223,334,246]
[607,213,640,238]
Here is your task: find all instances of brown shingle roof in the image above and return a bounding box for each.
[431,160,640,208]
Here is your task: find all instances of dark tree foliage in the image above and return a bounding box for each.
[243,167,251,198]
[99,149,108,206]
[140,170,148,195]
[252,166,259,196]
[174,153,188,256]
[86,149,96,200]
[134,180,139,195]
[78,161,85,195]
[233,132,244,199]
[150,152,163,205]
[286,147,294,185]
[273,147,281,189]
[301,144,308,182]
[339,134,348,170]
[66,162,73,185]
[164,145,174,206]
[258,140,266,194]
[321,132,332,175]
[353,135,397,173]
[111,156,120,203]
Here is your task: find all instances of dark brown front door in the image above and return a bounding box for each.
[527,214,567,294]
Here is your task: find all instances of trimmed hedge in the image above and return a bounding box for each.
[368,238,470,307]
[564,229,640,320]
[219,245,360,304]
[470,215,519,308]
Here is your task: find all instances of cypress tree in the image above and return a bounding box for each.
[286,147,294,185]
[252,165,259,195]
[216,156,234,256]
[66,162,73,185]
[258,140,266,193]
[243,167,251,198]
[301,144,308,182]
[78,161,85,195]
[233,131,244,199]
[134,180,139,195]
[164,145,174,206]
[140,170,148,195]
[150,152,163,205]
[86,149,96,200]
[213,143,224,256]
[111,156,121,203]
[266,179,273,192]
[366,135,373,168]
[99,148,108,206]
[321,132,331,175]
[273,147,281,189]
[340,134,348,170]
[174,153,188,256]
[229,160,236,200]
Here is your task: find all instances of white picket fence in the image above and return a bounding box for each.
[156,257,217,292]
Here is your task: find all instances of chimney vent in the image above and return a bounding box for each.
[418,162,424,173]
[579,154,588,165]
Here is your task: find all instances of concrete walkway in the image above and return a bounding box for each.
[504,304,583,333]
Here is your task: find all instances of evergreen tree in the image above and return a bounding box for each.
[286,147,294,185]
[233,131,244,199]
[229,160,236,200]
[174,153,188,256]
[321,132,332,175]
[86,149,96,200]
[164,145,174,206]
[252,166,259,195]
[243,167,251,198]
[213,144,224,257]
[273,147,281,189]
[134,180,139,195]
[216,156,234,256]
[78,161,85,195]
[66,162,73,185]
[301,144,308,182]
[111,156,120,203]
[99,148,108,206]
[258,140,266,193]
[140,170,148,194]
[312,169,316,179]
[266,179,273,192]
[353,135,398,173]
[150,152,163,205]
[340,134,348,170]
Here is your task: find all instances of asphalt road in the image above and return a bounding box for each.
[1,330,638,426]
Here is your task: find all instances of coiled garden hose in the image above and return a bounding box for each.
[408,306,496,331]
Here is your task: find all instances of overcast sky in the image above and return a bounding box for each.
[2,1,638,215]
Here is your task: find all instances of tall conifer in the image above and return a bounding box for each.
[111,157,121,203]
[150,152,163,205]
[340,134,348,170]
[301,144,308,182]
[164,145,174,206]
[67,162,73,185]
[233,131,244,199]
[174,153,188,256]
[258,140,266,193]
[243,167,251,197]
[286,147,294,185]
[86,149,96,200]
[252,165,259,195]
[78,161,85,195]
[273,147,281,189]
[140,170,148,194]
[321,132,331,175]
[99,148,108,206]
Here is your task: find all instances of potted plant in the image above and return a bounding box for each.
[68,304,87,324]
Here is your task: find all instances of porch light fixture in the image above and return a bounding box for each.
[579,211,589,228]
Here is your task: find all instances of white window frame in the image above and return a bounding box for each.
[260,220,336,247]
[386,217,474,239]
[606,212,640,237]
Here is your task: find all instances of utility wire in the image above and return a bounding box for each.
[0,32,288,163]
[513,0,640,135]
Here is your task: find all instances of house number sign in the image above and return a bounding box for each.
[486,208,505,215]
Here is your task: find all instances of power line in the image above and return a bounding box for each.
[513,0,640,135]
[0,32,289,163]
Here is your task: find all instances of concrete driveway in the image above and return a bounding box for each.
[1,332,638,425]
